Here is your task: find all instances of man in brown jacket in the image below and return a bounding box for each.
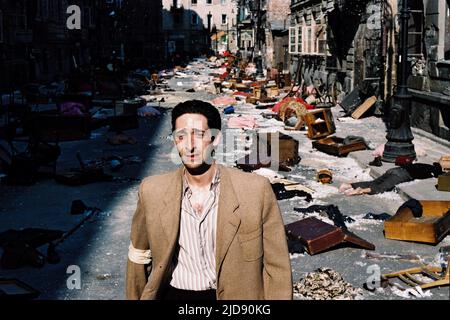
[126,100,292,300]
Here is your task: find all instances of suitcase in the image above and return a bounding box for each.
[285,217,375,255]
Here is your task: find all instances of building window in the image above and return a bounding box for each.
[289,27,298,54]
[49,0,58,21]
[191,13,198,25]
[221,0,227,4]
[39,0,50,20]
[222,14,227,25]
[445,2,450,60]
[191,0,197,5]
[289,25,326,55]
[316,25,327,54]
[0,11,3,43]
[206,0,212,5]
[407,0,424,56]
[297,26,302,53]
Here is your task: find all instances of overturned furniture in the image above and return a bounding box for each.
[312,136,368,157]
[236,132,300,172]
[304,108,336,140]
[285,217,375,255]
[381,255,449,290]
[384,200,450,244]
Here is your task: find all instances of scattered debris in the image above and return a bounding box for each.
[0,228,64,269]
[107,132,137,145]
[362,251,422,263]
[271,183,312,201]
[96,273,113,280]
[362,212,392,221]
[294,268,364,300]
[294,205,355,229]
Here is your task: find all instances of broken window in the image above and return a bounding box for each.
[407,0,424,57]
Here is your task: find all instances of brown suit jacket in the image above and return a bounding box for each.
[126,164,293,300]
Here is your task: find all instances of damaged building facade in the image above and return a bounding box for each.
[0,0,100,90]
[288,0,450,140]
[162,0,239,58]
[236,0,291,72]
[289,0,385,105]
[0,0,164,93]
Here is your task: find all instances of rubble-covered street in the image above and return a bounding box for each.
[1,57,449,300]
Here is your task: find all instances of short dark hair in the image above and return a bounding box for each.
[171,100,222,132]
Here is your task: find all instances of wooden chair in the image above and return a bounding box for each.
[381,256,449,290]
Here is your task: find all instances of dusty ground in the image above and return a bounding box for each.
[0,59,449,300]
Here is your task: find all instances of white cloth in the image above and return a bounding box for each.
[128,243,152,265]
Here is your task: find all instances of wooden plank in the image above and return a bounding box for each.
[351,96,377,119]
[271,178,315,194]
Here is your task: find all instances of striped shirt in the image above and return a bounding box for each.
[170,167,221,291]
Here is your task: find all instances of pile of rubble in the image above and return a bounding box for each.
[294,268,364,300]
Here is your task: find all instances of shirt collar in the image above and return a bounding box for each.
[183,165,221,195]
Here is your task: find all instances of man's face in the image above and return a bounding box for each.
[173,113,219,169]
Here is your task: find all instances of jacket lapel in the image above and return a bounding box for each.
[216,165,241,275]
[161,166,183,249]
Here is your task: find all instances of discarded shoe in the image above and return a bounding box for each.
[369,156,382,167]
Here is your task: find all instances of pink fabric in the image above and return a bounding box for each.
[272,97,314,113]
[211,96,236,106]
[372,144,385,157]
[227,116,257,129]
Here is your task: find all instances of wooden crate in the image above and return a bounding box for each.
[384,200,450,244]
[438,173,450,192]
[304,108,336,140]
[312,136,367,157]
[260,132,300,166]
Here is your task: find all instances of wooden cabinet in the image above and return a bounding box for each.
[304,108,336,139]
[384,201,450,244]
